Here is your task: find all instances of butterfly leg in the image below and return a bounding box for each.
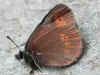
[30,69,35,75]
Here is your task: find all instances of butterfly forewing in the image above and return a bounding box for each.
[25,4,83,67]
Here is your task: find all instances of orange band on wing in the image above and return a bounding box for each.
[59,33,69,41]
[64,42,72,46]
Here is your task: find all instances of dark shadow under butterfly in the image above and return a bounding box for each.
[7,4,84,74]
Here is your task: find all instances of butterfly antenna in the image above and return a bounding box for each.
[6,35,22,51]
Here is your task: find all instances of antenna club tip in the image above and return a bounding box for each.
[6,35,10,39]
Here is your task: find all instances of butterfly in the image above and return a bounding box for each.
[10,3,83,74]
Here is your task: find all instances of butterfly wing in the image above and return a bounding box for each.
[40,4,71,25]
[26,4,83,67]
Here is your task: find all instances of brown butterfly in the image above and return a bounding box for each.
[7,4,83,74]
